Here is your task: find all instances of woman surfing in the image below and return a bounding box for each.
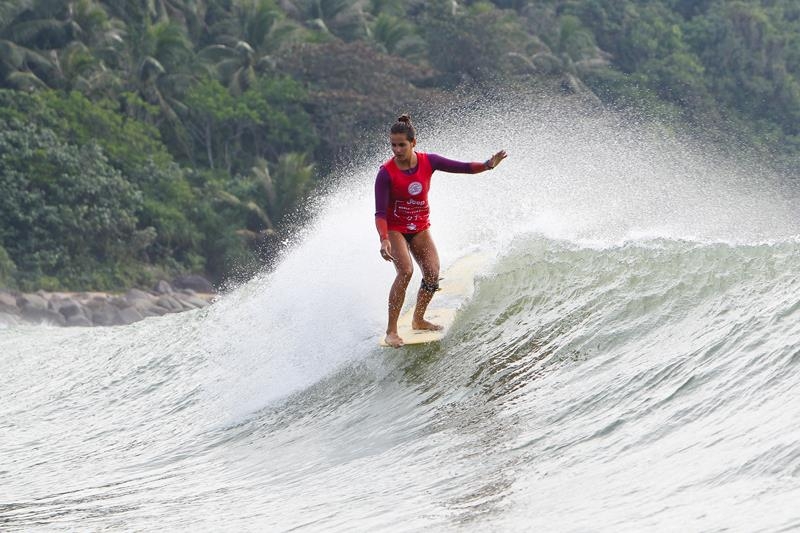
[375,114,507,347]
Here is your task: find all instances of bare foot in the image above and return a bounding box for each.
[385,332,404,348]
[411,319,443,331]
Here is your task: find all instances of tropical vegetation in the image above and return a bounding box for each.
[1,0,798,290]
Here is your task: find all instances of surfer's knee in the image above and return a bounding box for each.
[420,277,440,294]
[395,266,413,283]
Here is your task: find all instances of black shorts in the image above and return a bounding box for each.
[402,232,420,245]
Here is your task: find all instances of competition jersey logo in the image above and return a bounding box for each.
[408,181,423,195]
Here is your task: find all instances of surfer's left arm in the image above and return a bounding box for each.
[374,167,394,261]
[428,151,507,174]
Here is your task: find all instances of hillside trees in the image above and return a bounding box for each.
[0,117,144,289]
[1,0,799,291]
[0,89,199,287]
[422,0,529,85]
[0,1,323,289]
[567,0,800,157]
[685,2,800,135]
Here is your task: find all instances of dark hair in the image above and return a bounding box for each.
[390,113,416,141]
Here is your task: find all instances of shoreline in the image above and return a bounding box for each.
[0,280,216,328]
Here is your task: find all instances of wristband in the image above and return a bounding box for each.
[375,216,389,241]
[485,159,494,170]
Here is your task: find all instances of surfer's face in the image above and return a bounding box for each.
[390,133,415,163]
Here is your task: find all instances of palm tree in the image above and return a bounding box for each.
[269,151,315,222]
[250,157,281,232]
[0,0,126,93]
[217,153,315,230]
[105,0,210,41]
[114,19,197,160]
[507,16,610,100]
[0,41,52,90]
[292,0,368,41]
[199,0,298,94]
[0,0,60,89]
[368,12,424,58]
[54,40,98,91]
[198,39,258,95]
[46,1,125,94]
[233,152,316,245]
[102,0,193,26]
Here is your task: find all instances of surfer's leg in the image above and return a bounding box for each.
[386,231,413,347]
[408,230,443,331]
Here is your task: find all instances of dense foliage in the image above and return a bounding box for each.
[1,0,798,290]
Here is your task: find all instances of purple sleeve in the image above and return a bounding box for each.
[427,153,474,174]
[374,167,391,219]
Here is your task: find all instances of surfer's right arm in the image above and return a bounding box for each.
[375,167,394,261]
[428,151,508,173]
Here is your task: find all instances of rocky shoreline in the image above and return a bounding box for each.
[0,276,216,328]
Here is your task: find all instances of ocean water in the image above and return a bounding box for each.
[2,100,800,531]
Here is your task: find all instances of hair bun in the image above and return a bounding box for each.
[390,113,416,140]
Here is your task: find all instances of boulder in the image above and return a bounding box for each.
[155,295,184,313]
[172,275,215,294]
[17,293,48,310]
[90,303,123,327]
[50,298,86,319]
[0,311,20,326]
[0,303,19,316]
[66,314,93,327]
[183,294,211,308]
[125,288,152,302]
[3,283,215,327]
[173,296,198,310]
[0,292,19,315]
[109,296,129,309]
[173,292,211,310]
[117,307,143,325]
[85,296,112,310]
[0,291,18,309]
[21,306,66,326]
[130,299,167,317]
[154,280,174,294]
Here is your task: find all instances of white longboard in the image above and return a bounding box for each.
[379,252,489,346]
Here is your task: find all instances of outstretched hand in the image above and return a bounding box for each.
[488,149,508,169]
[380,239,394,262]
